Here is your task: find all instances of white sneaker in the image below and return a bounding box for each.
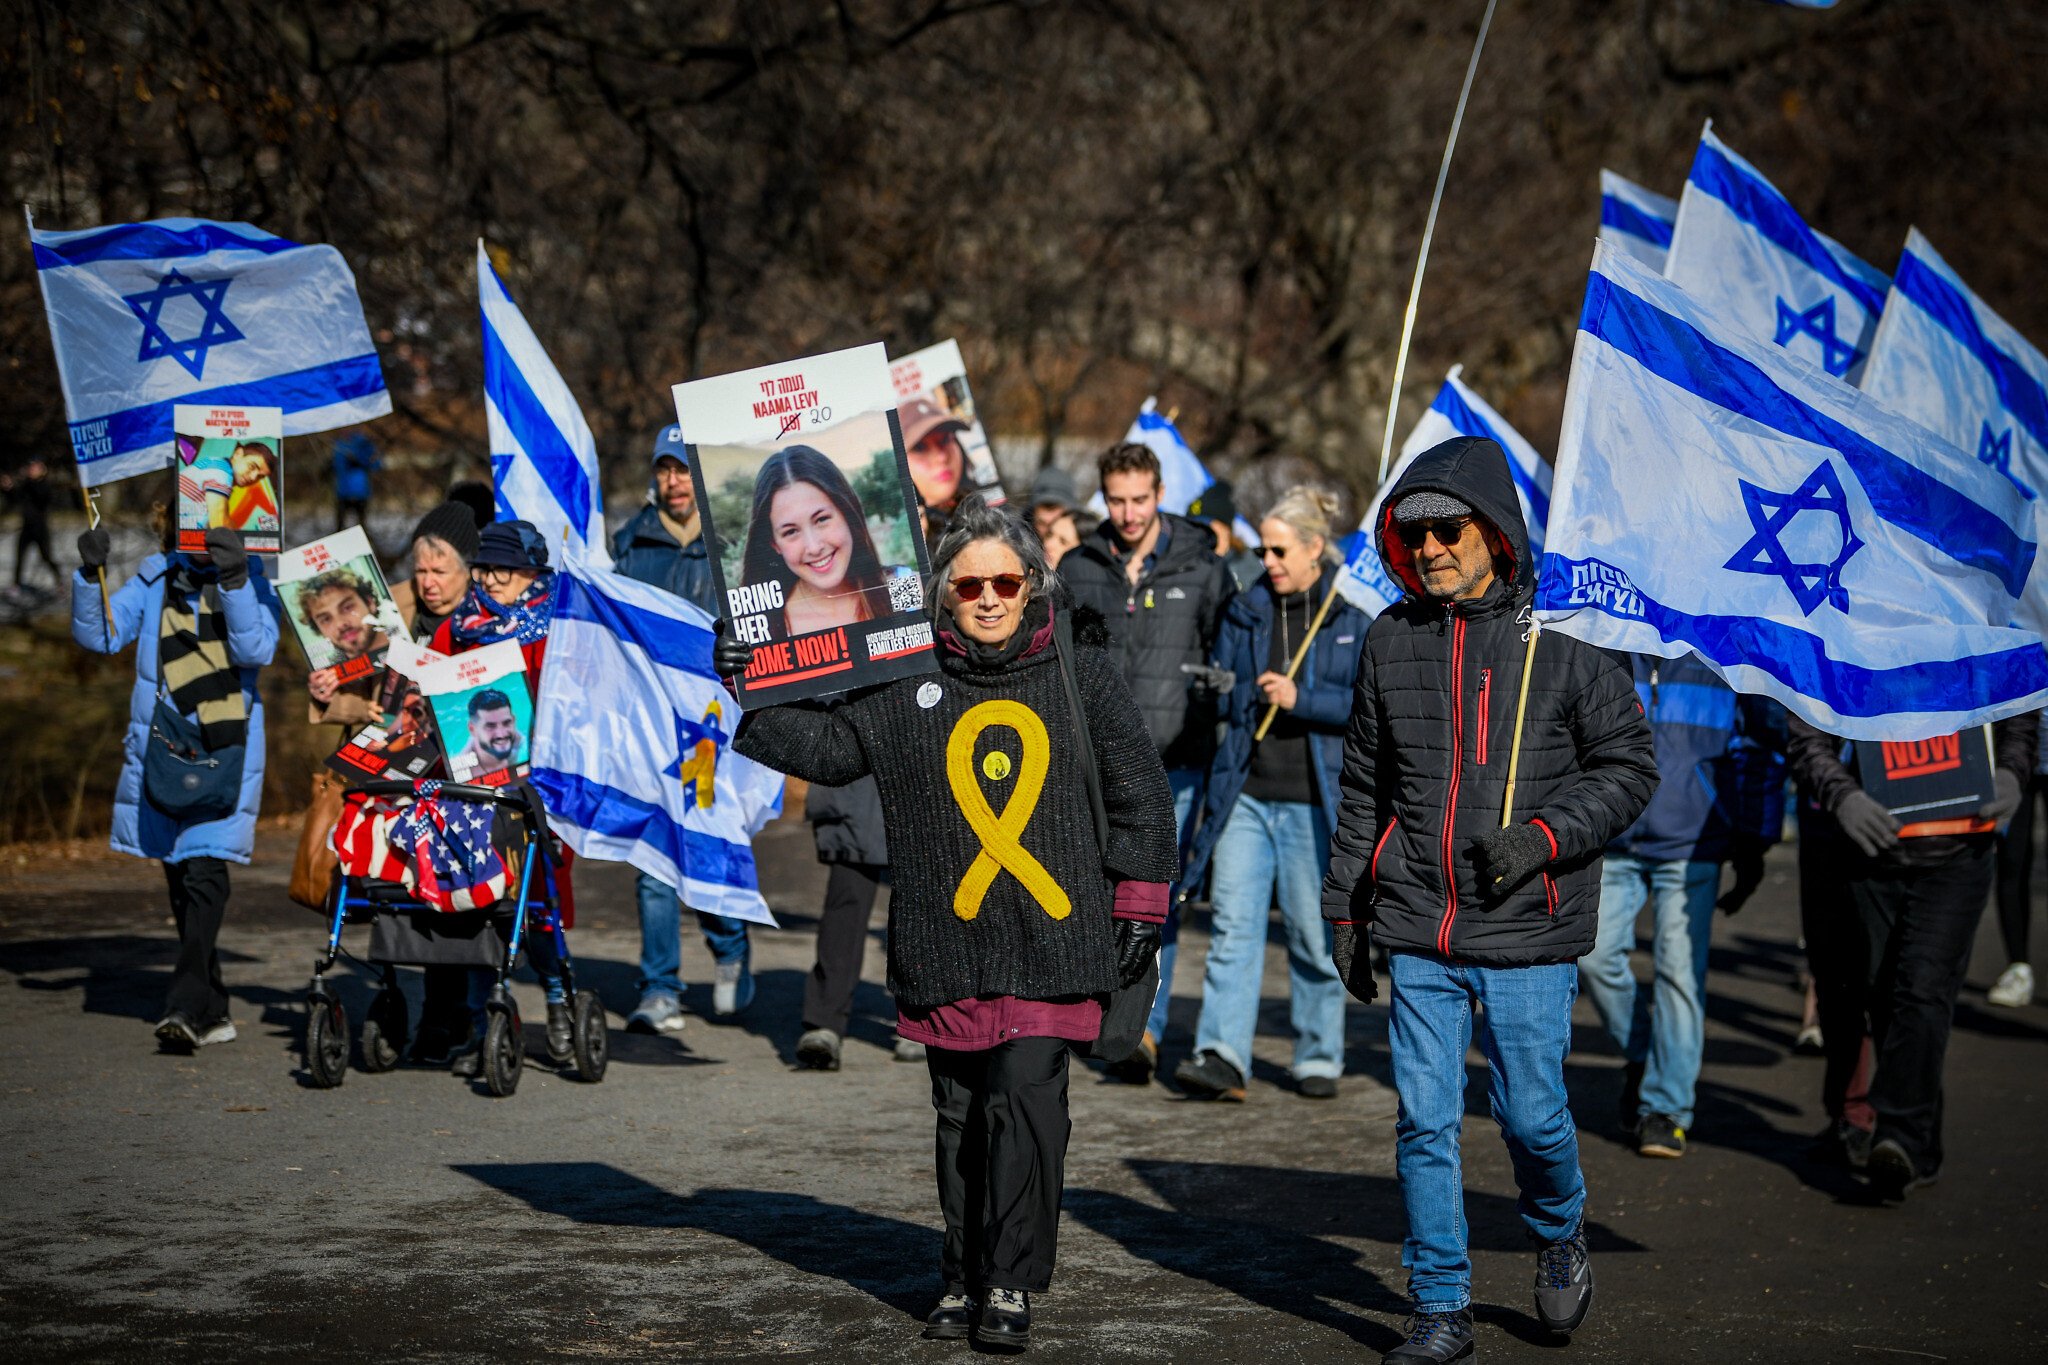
[194,1018,238,1047]
[712,960,754,1017]
[627,990,686,1034]
[1989,962,2035,1008]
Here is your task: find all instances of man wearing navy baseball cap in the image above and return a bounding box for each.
[611,425,756,1033]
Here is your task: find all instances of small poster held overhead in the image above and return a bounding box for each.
[890,339,1005,512]
[174,405,282,555]
[414,639,534,787]
[675,342,936,706]
[276,526,403,687]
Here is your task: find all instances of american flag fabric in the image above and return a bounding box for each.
[331,793,409,883]
[390,796,510,911]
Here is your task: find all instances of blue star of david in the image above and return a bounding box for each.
[663,706,727,794]
[1723,461,1863,616]
[122,270,244,380]
[488,455,517,521]
[1773,296,1862,379]
[1977,422,2036,501]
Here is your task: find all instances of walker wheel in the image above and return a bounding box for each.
[306,994,348,1089]
[572,989,608,1083]
[482,1001,523,1097]
[359,988,409,1073]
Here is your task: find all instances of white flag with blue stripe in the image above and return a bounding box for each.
[1335,368,1550,616]
[477,242,611,571]
[1861,228,2048,505]
[1538,241,2048,740]
[1664,125,1891,384]
[1093,398,1212,515]
[27,212,390,487]
[530,545,784,925]
[1598,170,1678,272]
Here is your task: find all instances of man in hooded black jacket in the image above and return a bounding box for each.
[1321,437,1657,1364]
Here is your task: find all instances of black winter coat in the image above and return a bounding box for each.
[805,774,888,866]
[734,601,1178,1011]
[609,504,718,616]
[1060,513,1236,771]
[1321,436,1659,966]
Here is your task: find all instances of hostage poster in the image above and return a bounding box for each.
[326,640,444,783]
[416,640,534,788]
[276,525,403,687]
[889,339,1005,511]
[173,405,282,555]
[674,342,936,705]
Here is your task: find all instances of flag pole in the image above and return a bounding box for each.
[1375,0,1500,487]
[79,483,110,643]
[26,204,112,645]
[1499,620,1540,825]
[1253,572,1342,742]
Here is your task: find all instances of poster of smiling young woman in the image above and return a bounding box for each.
[889,338,1005,514]
[674,341,937,705]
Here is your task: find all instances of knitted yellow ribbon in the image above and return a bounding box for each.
[946,699,1070,921]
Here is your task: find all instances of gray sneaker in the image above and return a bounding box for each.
[893,1034,928,1063]
[796,1028,843,1071]
[1533,1222,1593,1335]
[712,961,755,1017]
[627,990,686,1035]
[193,1018,238,1047]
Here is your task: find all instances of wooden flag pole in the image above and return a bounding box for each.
[1253,578,1342,742]
[1499,619,1540,825]
[80,481,111,647]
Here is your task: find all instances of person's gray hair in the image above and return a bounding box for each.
[926,496,1058,615]
[1265,485,1344,566]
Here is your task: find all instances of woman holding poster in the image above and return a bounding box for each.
[740,444,898,634]
[727,497,1177,1351]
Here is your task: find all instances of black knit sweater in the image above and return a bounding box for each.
[734,601,1178,1012]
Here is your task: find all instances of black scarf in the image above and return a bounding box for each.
[158,560,248,750]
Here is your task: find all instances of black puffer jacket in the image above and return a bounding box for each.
[1321,436,1658,966]
[1061,513,1236,771]
[805,774,888,866]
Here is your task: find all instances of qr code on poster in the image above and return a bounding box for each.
[887,574,924,613]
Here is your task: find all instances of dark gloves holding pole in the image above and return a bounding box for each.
[1330,921,1376,1003]
[713,618,756,680]
[1717,833,1770,915]
[1467,822,1552,902]
[1114,918,1161,987]
[1832,789,1900,858]
[204,527,249,590]
[76,527,110,577]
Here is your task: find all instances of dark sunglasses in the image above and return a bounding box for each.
[1256,544,1293,559]
[950,573,1028,601]
[1396,517,1473,549]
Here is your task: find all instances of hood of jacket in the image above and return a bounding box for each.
[1375,436,1532,609]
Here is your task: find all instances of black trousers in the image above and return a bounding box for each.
[15,518,56,586]
[928,1036,1072,1295]
[336,498,367,530]
[802,862,884,1035]
[1992,774,2048,963]
[162,857,230,1025]
[1799,813,1872,1125]
[1850,843,1996,1174]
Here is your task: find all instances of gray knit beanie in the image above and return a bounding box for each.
[1392,489,1473,524]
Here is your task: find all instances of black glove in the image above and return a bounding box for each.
[1833,789,1900,858]
[204,527,249,590]
[1179,662,1236,696]
[1331,921,1377,1004]
[1982,768,2024,823]
[1717,833,1769,915]
[1114,918,1161,987]
[76,527,110,573]
[713,617,757,679]
[1466,822,1552,902]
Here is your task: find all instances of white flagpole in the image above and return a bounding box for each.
[1375,0,1501,487]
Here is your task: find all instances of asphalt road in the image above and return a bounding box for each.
[2,819,2044,1362]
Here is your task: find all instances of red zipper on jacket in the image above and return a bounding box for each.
[1437,613,1467,956]
[1476,668,1491,766]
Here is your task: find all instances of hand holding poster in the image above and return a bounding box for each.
[412,639,534,787]
[674,342,936,705]
[890,339,1005,512]
[174,404,281,555]
[276,525,404,686]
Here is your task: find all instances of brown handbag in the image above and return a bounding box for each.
[289,770,348,910]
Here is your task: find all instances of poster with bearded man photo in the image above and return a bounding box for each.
[276,525,403,685]
[413,639,534,787]
[675,341,936,706]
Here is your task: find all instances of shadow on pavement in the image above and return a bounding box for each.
[451,1161,937,1317]
[0,933,268,1022]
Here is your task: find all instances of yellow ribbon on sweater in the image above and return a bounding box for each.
[946,699,1070,921]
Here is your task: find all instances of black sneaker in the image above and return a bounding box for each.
[1103,1029,1158,1085]
[1533,1223,1593,1334]
[921,1291,972,1341]
[1867,1137,1937,1201]
[154,1012,200,1052]
[410,1021,472,1067]
[971,1287,1029,1352]
[1297,1074,1339,1100]
[1617,1059,1646,1132]
[1637,1113,1686,1159]
[1174,1050,1247,1102]
[1382,1308,1475,1363]
[545,1000,574,1065]
[450,1042,483,1078]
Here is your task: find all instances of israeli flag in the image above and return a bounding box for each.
[1335,368,1550,616]
[1088,397,1212,516]
[477,242,611,570]
[531,545,784,925]
[1599,170,1678,272]
[27,212,391,488]
[1861,228,2048,505]
[1664,125,1891,384]
[1538,242,2048,740]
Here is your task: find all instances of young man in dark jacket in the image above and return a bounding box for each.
[1321,436,1657,1363]
[1061,441,1236,1078]
[610,424,753,1033]
[1787,710,2036,1200]
[1582,655,1786,1159]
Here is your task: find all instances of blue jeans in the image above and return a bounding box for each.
[1580,853,1719,1129]
[1144,770,1204,1042]
[1191,796,1344,1081]
[1388,952,1584,1313]
[637,870,752,1001]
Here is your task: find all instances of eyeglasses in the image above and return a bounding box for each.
[949,573,1028,601]
[1256,544,1292,559]
[1396,517,1473,549]
[473,565,519,583]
